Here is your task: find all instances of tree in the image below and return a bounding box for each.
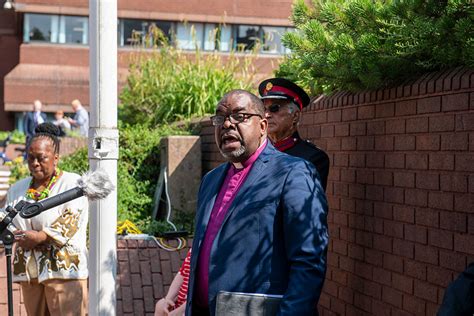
[278,0,474,94]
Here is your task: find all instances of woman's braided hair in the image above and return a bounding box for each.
[30,122,61,154]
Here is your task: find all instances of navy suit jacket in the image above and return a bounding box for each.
[23,111,47,139]
[186,142,328,315]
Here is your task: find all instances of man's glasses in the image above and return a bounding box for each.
[210,113,262,126]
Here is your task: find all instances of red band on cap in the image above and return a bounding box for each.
[266,86,302,109]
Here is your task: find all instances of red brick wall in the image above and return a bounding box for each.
[199,68,474,315]
[116,239,191,316]
[17,0,294,25]
[0,10,20,131]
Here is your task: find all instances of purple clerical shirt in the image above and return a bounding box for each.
[194,139,267,308]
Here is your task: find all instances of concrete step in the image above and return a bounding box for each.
[0,170,10,177]
[0,170,10,199]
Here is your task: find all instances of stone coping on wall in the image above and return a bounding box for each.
[309,67,474,110]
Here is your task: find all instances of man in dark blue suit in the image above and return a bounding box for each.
[186,90,328,315]
[23,100,47,146]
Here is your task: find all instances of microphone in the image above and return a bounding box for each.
[20,169,115,219]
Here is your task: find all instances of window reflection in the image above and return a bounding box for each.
[120,19,173,47]
[63,16,88,44]
[261,26,286,54]
[176,23,204,50]
[235,25,261,51]
[24,14,87,45]
[23,14,293,55]
[24,14,55,42]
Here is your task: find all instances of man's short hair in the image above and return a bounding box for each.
[288,102,300,113]
[71,99,82,107]
[220,90,265,116]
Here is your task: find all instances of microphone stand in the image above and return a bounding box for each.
[0,200,31,316]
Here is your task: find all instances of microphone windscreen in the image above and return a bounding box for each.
[77,169,115,200]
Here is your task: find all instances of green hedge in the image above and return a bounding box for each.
[0,130,26,144]
[58,124,193,231]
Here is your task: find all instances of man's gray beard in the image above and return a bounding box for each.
[219,145,247,160]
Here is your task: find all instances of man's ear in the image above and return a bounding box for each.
[260,118,268,136]
[292,110,301,127]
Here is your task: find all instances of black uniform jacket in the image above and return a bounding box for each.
[284,132,330,191]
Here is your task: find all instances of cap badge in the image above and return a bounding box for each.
[265,82,273,91]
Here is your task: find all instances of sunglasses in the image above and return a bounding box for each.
[266,104,284,113]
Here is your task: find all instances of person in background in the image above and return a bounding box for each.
[52,110,71,137]
[155,249,191,316]
[68,99,89,137]
[23,100,47,147]
[186,90,328,315]
[259,78,330,191]
[2,122,89,315]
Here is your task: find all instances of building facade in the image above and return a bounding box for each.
[0,0,295,131]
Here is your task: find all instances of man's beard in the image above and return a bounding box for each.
[219,143,247,161]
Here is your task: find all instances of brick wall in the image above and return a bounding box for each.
[200,67,474,315]
[0,238,191,315]
[116,239,191,316]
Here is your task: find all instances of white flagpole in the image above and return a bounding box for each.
[88,0,118,315]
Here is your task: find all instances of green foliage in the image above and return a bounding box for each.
[119,25,256,125]
[134,217,174,236]
[278,0,474,94]
[7,157,29,184]
[136,212,195,236]
[58,147,89,174]
[58,123,193,224]
[0,130,26,144]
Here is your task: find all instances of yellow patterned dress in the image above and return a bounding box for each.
[3,171,89,283]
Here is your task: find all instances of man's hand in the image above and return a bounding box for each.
[154,298,175,316]
[14,230,48,250]
[167,303,185,316]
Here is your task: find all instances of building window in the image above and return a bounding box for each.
[24,14,88,44]
[61,16,88,44]
[235,25,261,51]
[260,26,287,54]
[22,14,292,55]
[24,14,57,43]
[202,24,232,52]
[176,22,204,50]
[119,19,173,47]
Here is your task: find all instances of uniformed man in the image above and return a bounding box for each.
[259,77,330,191]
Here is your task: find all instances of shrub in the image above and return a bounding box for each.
[7,157,29,184]
[58,147,89,174]
[0,130,26,144]
[57,123,192,223]
[278,0,474,94]
[119,25,257,126]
